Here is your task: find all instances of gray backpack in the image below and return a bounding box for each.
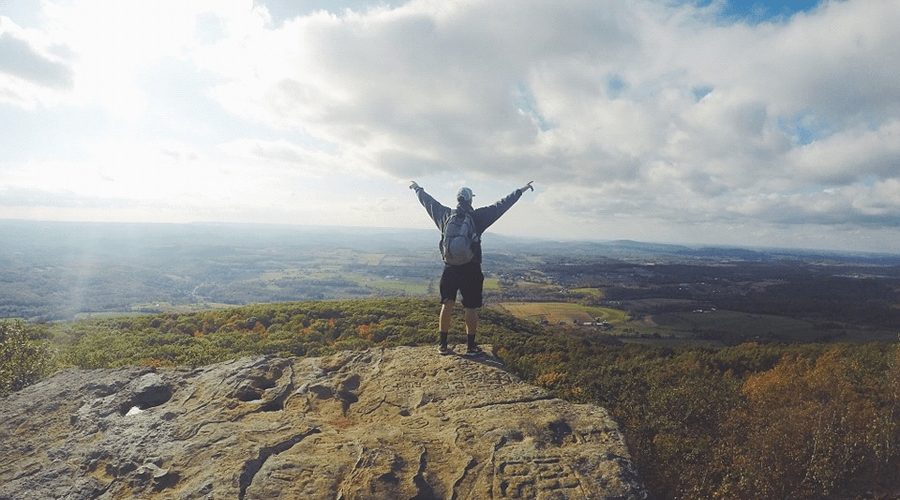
[441,209,478,265]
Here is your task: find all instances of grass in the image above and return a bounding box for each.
[496,302,628,325]
[344,274,433,295]
[652,310,812,337]
[619,309,899,344]
[493,302,890,345]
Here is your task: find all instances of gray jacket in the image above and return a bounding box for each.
[413,187,524,265]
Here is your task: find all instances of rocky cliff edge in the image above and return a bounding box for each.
[0,346,648,500]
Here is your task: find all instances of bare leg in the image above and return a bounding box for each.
[438,301,455,352]
[464,308,481,353]
[439,302,453,354]
[464,307,478,338]
[440,301,454,336]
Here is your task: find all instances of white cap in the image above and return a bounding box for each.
[456,187,474,202]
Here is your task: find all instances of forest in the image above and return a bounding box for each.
[3,298,900,500]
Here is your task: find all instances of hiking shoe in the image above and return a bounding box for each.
[465,344,483,356]
[439,345,453,355]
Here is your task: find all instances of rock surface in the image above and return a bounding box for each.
[0,346,648,500]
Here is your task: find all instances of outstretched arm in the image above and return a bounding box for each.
[409,181,450,230]
[473,182,535,232]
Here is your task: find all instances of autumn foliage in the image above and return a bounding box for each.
[514,338,900,500]
[715,348,900,499]
[6,299,900,499]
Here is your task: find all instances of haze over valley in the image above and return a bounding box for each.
[4,220,898,346]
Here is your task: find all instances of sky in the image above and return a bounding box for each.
[1,0,898,253]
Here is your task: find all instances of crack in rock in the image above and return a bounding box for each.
[469,394,556,410]
[237,428,321,500]
[411,447,437,500]
[450,456,478,500]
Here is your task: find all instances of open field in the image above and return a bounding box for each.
[652,310,812,338]
[496,302,627,325]
[345,274,434,296]
[510,280,558,291]
[570,287,604,297]
[627,309,899,344]
[494,301,899,345]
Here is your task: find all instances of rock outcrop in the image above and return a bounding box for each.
[0,346,647,500]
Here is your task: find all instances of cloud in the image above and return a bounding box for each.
[788,120,900,186]
[218,138,362,178]
[2,0,900,252]
[203,1,645,179]
[0,17,75,107]
[0,32,74,89]
[197,0,900,191]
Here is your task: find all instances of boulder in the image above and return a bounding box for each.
[0,346,648,499]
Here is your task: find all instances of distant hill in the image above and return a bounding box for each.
[2,220,899,322]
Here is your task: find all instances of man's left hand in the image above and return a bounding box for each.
[520,181,534,192]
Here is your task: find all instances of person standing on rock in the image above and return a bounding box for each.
[409,180,534,355]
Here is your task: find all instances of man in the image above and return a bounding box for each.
[409,180,534,355]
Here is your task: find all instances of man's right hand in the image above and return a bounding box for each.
[409,181,420,191]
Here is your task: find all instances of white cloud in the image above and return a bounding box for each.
[0,16,75,106]
[789,120,900,185]
[1,0,899,252]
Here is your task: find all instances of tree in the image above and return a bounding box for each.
[1,320,52,397]
[717,347,896,499]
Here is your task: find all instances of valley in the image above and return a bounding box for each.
[2,220,899,345]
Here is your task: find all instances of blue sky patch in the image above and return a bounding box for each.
[703,0,821,22]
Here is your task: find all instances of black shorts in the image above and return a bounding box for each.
[439,262,484,309]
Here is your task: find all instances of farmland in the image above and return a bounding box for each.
[3,221,899,347]
[495,301,626,325]
[491,300,892,346]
